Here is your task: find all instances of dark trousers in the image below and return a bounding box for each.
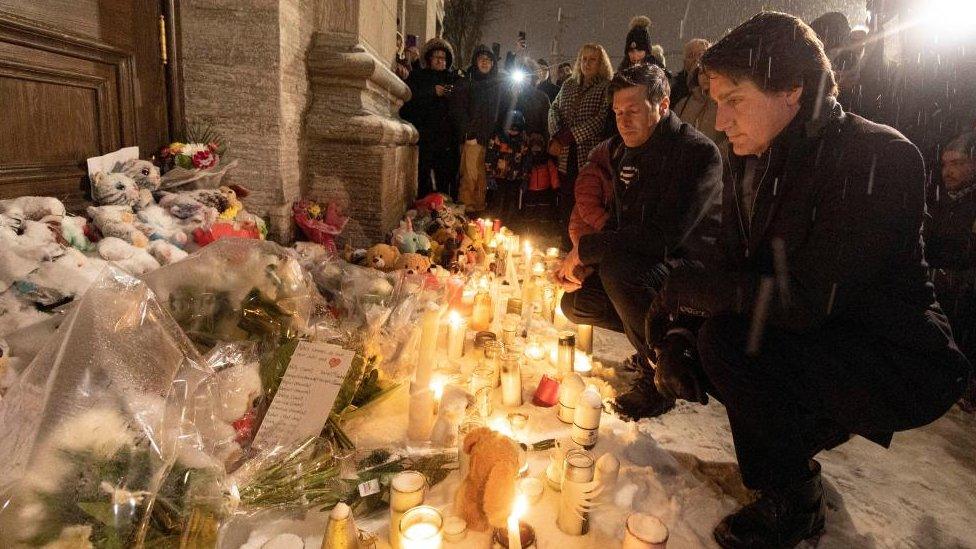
[560,253,673,360]
[487,178,522,223]
[697,313,966,490]
[418,143,460,201]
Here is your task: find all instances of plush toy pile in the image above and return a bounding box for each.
[0,158,267,339]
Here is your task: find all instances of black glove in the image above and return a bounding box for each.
[653,331,709,404]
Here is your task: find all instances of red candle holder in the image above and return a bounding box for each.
[532,374,560,407]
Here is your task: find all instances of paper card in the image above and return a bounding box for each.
[253,340,356,449]
[357,478,381,497]
[86,147,140,178]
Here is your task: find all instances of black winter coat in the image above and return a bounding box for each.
[402,68,461,150]
[508,84,551,139]
[451,72,507,145]
[577,111,723,266]
[661,99,972,439]
[926,185,976,354]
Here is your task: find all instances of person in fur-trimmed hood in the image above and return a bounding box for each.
[618,16,665,73]
[401,37,462,201]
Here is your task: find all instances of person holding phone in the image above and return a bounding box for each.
[505,31,529,72]
[401,37,462,201]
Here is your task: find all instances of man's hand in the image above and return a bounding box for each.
[557,247,584,291]
[435,85,446,97]
[653,332,709,404]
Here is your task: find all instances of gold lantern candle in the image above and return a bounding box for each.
[471,289,492,332]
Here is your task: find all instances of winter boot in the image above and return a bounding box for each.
[714,461,827,549]
[611,360,676,421]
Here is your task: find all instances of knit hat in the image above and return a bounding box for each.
[624,16,652,55]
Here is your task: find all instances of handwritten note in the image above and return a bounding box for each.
[253,340,355,448]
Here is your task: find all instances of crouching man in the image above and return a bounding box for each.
[649,12,972,548]
[555,63,722,419]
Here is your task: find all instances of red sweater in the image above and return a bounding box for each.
[568,139,616,246]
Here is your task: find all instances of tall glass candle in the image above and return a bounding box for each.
[500,352,523,407]
[447,311,466,360]
[571,386,603,450]
[390,471,428,548]
[501,313,521,347]
[407,382,436,442]
[557,331,576,377]
[471,289,492,332]
[576,324,593,355]
[557,449,595,535]
[557,373,585,424]
[416,306,440,387]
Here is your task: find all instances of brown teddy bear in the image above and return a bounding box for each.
[364,243,400,271]
[455,427,520,531]
[430,227,456,245]
[394,252,432,275]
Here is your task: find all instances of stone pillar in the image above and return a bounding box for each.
[305,0,418,244]
[178,0,315,240]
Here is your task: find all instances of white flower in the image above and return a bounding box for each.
[100,481,151,507]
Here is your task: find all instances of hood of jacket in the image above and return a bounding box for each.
[468,44,499,80]
[421,37,455,70]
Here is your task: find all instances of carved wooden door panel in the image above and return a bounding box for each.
[0,1,172,209]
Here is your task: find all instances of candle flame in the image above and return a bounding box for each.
[430,375,446,401]
[448,310,461,325]
[511,493,529,521]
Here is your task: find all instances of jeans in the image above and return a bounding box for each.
[560,252,674,361]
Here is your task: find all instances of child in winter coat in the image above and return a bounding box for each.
[485,110,532,221]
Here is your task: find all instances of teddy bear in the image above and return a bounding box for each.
[392,218,430,255]
[363,243,400,272]
[393,252,431,276]
[455,427,520,531]
[455,235,486,269]
[195,360,263,463]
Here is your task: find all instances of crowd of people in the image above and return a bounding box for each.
[395,6,975,548]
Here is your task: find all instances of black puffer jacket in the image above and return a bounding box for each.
[401,37,461,150]
[926,184,976,354]
[450,45,507,145]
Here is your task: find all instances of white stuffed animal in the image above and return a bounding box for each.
[87,205,150,248]
[0,196,66,222]
[197,361,262,463]
[147,240,189,265]
[90,171,150,208]
[113,158,161,193]
[96,237,160,275]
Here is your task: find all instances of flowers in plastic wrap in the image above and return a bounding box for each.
[158,124,238,191]
[0,267,230,547]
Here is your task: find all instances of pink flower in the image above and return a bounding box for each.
[191,149,219,169]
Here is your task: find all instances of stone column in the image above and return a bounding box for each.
[305,0,418,244]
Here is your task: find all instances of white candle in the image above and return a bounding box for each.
[576,324,593,355]
[553,299,570,331]
[594,453,620,490]
[574,352,592,376]
[416,306,440,387]
[407,383,436,442]
[622,513,669,549]
[572,387,603,450]
[447,311,466,360]
[508,494,528,549]
[390,471,428,548]
[518,477,544,504]
[558,449,595,536]
[399,505,443,549]
[557,373,585,424]
[500,353,523,408]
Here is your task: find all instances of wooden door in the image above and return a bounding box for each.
[0,1,174,210]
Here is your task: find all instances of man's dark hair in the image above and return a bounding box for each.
[701,11,838,104]
[609,63,671,105]
[557,62,572,70]
[537,58,550,68]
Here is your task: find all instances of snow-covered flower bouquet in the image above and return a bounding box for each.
[158,124,238,191]
[0,267,230,547]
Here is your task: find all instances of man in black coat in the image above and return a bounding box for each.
[535,58,561,103]
[926,131,976,411]
[401,38,461,201]
[555,64,722,416]
[644,13,971,548]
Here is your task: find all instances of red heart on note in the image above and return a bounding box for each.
[329,357,342,369]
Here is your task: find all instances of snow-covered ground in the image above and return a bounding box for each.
[227,327,976,548]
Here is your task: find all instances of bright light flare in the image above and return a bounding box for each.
[918,0,976,38]
[511,69,527,83]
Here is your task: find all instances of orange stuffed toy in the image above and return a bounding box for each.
[455,427,520,531]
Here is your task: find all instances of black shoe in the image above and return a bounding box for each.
[714,462,827,549]
[611,367,676,421]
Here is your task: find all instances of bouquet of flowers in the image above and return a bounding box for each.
[158,124,238,190]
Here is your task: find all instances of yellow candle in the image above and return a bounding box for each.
[399,505,443,549]
[447,311,466,360]
[471,290,492,332]
[576,324,593,355]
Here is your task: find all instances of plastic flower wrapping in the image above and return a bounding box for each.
[0,238,454,547]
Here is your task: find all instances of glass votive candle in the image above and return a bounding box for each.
[507,412,528,438]
[622,513,669,549]
[399,505,444,549]
[443,516,468,542]
[518,477,545,504]
[390,471,428,548]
